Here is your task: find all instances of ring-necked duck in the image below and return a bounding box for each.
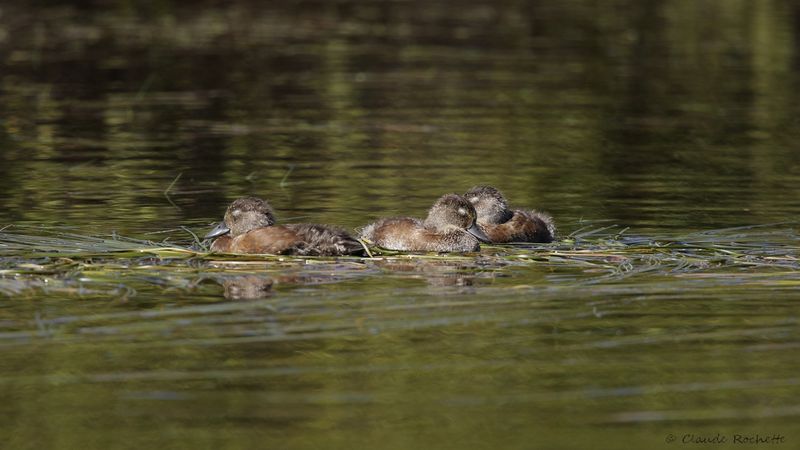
[359,194,490,252]
[204,197,366,256]
[464,185,556,243]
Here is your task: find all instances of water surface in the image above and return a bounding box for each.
[1,1,800,449]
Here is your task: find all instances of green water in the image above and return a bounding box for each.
[1,1,800,449]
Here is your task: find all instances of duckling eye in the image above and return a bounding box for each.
[232,209,242,217]
[457,208,467,216]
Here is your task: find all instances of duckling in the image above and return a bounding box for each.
[464,185,555,243]
[359,194,490,252]
[205,197,366,256]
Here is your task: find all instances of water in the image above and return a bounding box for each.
[1,1,800,449]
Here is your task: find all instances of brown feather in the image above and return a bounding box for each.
[209,235,234,253]
[479,210,555,243]
[207,197,366,256]
[228,226,303,254]
[361,217,480,252]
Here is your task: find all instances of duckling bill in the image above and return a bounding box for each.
[204,197,366,256]
[359,194,490,252]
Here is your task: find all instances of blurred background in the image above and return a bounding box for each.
[2,0,799,234]
[2,2,800,450]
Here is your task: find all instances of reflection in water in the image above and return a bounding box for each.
[372,259,486,292]
[220,275,274,300]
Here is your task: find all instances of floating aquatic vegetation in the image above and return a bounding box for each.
[0,222,797,301]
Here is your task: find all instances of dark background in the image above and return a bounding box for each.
[1,0,799,235]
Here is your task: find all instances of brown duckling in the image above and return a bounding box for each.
[464,185,556,243]
[204,197,366,256]
[359,194,490,252]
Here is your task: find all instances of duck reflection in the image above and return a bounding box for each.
[219,275,274,300]
[207,258,500,299]
[371,258,497,292]
[211,267,372,300]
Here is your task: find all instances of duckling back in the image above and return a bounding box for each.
[286,223,367,256]
[360,217,422,251]
[486,210,556,243]
[527,210,556,242]
[360,217,480,252]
